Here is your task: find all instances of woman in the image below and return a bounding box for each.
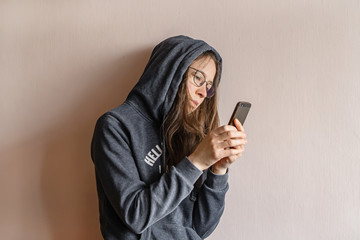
[91,35,247,239]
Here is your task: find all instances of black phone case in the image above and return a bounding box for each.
[228,101,251,126]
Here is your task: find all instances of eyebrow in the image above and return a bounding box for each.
[188,67,210,82]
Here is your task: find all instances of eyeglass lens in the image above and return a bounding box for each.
[193,71,214,98]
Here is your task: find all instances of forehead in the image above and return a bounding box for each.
[189,56,216,79]
[190,55,215,68]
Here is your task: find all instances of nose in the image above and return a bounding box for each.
[195,84,207,98]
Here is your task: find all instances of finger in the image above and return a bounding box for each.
[227,151,244,163]
[234,118,244,132]
[226,151,244,163]
[221,147,244,159]
[212,125,238,135]
[217,130,247,141]
[228,145,241,149]
[227,154,241,162]
[219,139,247,149]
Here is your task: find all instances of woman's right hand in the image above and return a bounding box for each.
[187,124,247,171]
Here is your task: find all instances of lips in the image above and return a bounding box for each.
[191,100,199,107]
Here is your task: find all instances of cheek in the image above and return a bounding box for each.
[186,78,195,96]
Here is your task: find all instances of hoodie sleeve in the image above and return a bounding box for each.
[192,168,229,238]
[91,114,203,234]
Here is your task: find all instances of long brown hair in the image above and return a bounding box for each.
[163,51,221,167]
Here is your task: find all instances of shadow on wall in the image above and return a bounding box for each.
[40,48,152,239]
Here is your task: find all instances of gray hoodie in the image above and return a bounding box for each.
[91,35,229,240]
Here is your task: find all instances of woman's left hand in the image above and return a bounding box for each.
[211,118,247,175]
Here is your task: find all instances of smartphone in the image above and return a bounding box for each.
[228,101,251,126]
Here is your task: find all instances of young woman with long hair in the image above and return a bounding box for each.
[91,35,247,240]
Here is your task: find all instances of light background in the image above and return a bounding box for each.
[1,1,359,239]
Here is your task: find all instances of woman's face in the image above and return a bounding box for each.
[186,56,216,114]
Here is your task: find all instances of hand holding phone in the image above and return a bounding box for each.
[208,101,250,174]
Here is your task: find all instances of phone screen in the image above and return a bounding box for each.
[228,102,251,126]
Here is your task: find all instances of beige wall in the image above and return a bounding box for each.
[1,1,359,239]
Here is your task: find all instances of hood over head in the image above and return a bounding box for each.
[126,35,222,123]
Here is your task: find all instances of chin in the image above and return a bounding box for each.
[190,107,199,114]
[186,106,196,115]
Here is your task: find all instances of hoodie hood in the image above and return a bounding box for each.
[126,35,222,123]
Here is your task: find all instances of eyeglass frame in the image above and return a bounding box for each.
[188,67,215,98]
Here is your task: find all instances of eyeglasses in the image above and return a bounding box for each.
[188,67,215,98]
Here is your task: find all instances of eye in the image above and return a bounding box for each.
[194,72,204,82]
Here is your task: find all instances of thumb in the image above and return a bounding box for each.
[234,118,244,132]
